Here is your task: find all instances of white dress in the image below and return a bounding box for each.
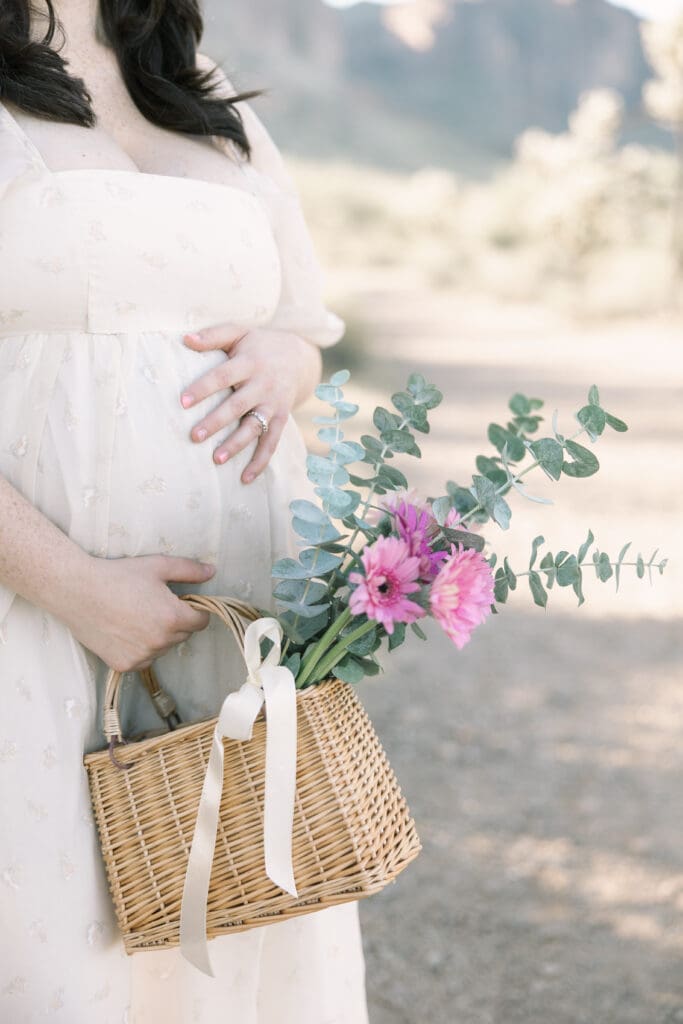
[0,93,369,1024]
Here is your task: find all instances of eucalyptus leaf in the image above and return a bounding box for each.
[329,369,350,386]
[331,654,366,684]
[528,571,548,608]
[529,535,545,570]
[577,404,606,439]
[388,621,407,651]
[411,621,428,640]
[333,401,359,419]
[373,407,401,433]
[605,412,628,433]
[577,529,595,563]
[529,438,564,481]
[289,499,331,525]
[275,599,331,619]
[494,568,509,604]
[292,517,341,543]
[330,440,365,464]
[562,440,600,478]
[588,385,601,406]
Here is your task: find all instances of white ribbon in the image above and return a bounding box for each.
[179,616,298,976]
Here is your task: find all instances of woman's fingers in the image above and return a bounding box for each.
[238,414,287,482]
[183,324,249,353]
[190,381,270,443]
[212,406,274,468]
[180,352,253,412]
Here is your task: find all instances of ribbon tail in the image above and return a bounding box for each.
[262,665,299,898]
[179,730,225,977]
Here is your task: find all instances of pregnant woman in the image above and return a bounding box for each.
[0,0,369,1021]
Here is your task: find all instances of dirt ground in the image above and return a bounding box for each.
[297,289,683,1024]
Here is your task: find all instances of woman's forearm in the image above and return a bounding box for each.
[0,473,92,620]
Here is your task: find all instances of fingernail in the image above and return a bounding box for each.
[184,332,201,344]
[243,472,254,483]
[215,451,228,464]
[201,562,216,574]
[193,427,207,442]
[180,392,194,408]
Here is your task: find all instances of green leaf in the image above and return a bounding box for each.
[346,628,380,656]
[573,568,585,607]
[562,440,600,478]
[292,517,341,543]
[475,455,507,487]
[445,483,486,521]
[528,571,548,608]
[275,599,331,619]
[331,654,365,684]
[272,557,310,580]
[391,392,415,417]
[315,383,341,403]
[604,412,628,433]
[442,528,486,553]
[283,652,301,677]
[329,369,350,386]
[289,499,329,525]
[361,435,383,453]
[314,487,361,518]
[539,552,556,587]
[588,385,601,406]
[614,541,631,592]
[637,554,645,579]
[388,621,407,651]
[377,464,409,488]
[529,535,545,570]
[529,438,564,481]
[280,608,330,644]
[273,579,329,604]
[317,426,342,444]
[504,557,517,590]
[471,475,511,530]
[306,454,349,486]
[577,404,606,440]
[299,548,343,574]
[330,440,366,464]
[494,568,509,603]
[488,423,526,463]
[597,552,614,582]
[509,393,531,416]
[333,401,359,419]
[380,429,421,456]
[373,407,401,433]
[410,621,428,640]
[577,529,595,563]
[555,554,580,587]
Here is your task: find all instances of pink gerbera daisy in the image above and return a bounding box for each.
[348,535,426,635]
[429,543,495,649]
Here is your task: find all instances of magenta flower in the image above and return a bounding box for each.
[390,498,447,581]
[349,535,426,635]
[429,543,495,649]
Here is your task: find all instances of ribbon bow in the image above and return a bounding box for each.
[179,616,298,976]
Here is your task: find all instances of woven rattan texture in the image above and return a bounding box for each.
[84,677,421,953]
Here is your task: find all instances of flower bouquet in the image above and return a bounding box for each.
[269,371,666,686]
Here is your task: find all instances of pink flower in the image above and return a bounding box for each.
[348,535,426,635]
[429,544,495,650]
[390,499,446,581]
[366,487,433,527]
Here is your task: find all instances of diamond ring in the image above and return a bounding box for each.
[245,409,269,435]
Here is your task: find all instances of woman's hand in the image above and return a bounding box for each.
[180,323,322,483]
[63,554,216,673]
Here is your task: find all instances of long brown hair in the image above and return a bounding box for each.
[0,0,259,157]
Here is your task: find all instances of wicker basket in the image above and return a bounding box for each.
[84,594,422,954]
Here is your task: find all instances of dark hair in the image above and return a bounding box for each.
[0,0,259,157]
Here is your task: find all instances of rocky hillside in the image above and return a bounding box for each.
[202,0,656,173]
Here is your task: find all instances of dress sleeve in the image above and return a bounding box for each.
[197,55,346,349]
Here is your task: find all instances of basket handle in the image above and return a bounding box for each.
[102,594,263,765]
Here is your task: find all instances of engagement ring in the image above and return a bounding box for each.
[245,409,269,435]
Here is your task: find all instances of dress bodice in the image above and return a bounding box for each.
[0,166,282,336]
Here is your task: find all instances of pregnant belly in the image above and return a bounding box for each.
[0,330,309,608]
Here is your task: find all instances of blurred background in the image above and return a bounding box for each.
[203,3,682,1022]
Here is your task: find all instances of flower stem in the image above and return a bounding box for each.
[304,618,378,687]
[296,606,353,687]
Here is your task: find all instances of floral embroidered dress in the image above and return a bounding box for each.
[0,89,368,1024]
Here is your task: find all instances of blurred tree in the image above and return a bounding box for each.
[641,14,683,291]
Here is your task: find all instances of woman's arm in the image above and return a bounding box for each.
[0,474,214,671]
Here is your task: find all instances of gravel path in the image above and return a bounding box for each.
[297,294,683,1024]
